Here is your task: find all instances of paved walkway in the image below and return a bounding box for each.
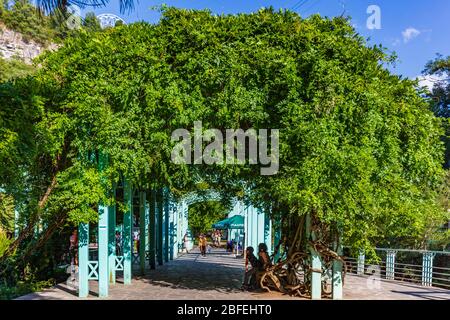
[16,248,450,300]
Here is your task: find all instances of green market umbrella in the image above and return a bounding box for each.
[227,215,244,229]
[212,215,244,230]
[212,217,231,229]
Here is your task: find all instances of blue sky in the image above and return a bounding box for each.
[80,0,450,80]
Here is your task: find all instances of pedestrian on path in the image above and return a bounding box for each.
[199,234,207,256]
[69,229,78,265]
[183,232,190,253]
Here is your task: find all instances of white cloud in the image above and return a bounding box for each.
[416,74,447,91]
[392,38,401,47]
[402,27,421,43]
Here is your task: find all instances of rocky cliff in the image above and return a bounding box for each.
[0,23,56,64]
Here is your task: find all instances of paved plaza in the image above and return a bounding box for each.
[17,248,450,300]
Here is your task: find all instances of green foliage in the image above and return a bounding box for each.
[0,7,447,273]
[423,54,450,168]
[1,0,57,44]
[83,12,101,32]
[188,201,229,236]
[0,56,35,81]
[0,279,54,300]
[0,1,106,46]
[0,226,12,258]
[0,193,14,233]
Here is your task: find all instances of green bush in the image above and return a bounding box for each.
[0,226,11,258]
[0,279,55,300]
[0,56,35,81]
[1,0,57,44]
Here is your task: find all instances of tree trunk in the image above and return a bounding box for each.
[0,171,58,262]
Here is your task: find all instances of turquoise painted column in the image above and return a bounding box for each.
[145,197,150,252]
[78,222,89,298]
[306,213,322,300]
[149,189,156,269]
[332,228,343,300]
[257,209,265,250]
[273,216,282,263]
[98,203,109,297]
[175,202,182,256]
[97,152,109,297]
[254,208,258,249]
[252,207,264,251]
[311,251,322,300]
[421,252,435,286]
[386,250,396,280]
[178,201,184,253]
[246,207,252,249]
[157,189,163,265]
[169,199,176,260]
[357,251,365,275]
[243,207,248,250]
[14,208,19,239]
[123,180,133,284]
[139,191,148,275]
[263,211,272,255]
[163,188,169,263]
[108,188,116,284]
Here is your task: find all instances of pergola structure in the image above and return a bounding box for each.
[77,160,343,299]
[76,178,280,298]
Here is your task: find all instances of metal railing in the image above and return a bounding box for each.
[343,248,450,289]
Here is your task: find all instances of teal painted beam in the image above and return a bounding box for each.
[243,207,248,250]
[310,250,322,299]
[149,189,156,269]
[422,252,435,286]
[178,202,183,253]
[251,207,258,249]
[273,216,282,263]
[183,201,189,249]
[78,222,89,298]
[246,207,252,249]
[264,211,272,255]
[163,188,169,263]
[123,180,133,284]
[169,198,175,260]
[332,228,343,300]
[257,209,265,249]
[177,202,183,254]
[157,189,163,265]
[98,203,109,297]
[14,208,19,239]
[108,188,116,284]
[306,213,322,300]
[386,250,396,280]
[139,191,147,275]
[145,197,149,252]
[357,251,365,275]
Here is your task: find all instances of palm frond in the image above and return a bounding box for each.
[36,0,135,14]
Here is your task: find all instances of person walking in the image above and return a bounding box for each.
[212,231,217,247]
[199,234,207,256]
[183,232,190,253]
[69,229,78,265]
[115,231,122,256]
[216,230,222,247]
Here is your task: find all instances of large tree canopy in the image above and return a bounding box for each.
[0,7,447,267]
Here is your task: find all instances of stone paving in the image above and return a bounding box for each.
[16,248,450,300]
